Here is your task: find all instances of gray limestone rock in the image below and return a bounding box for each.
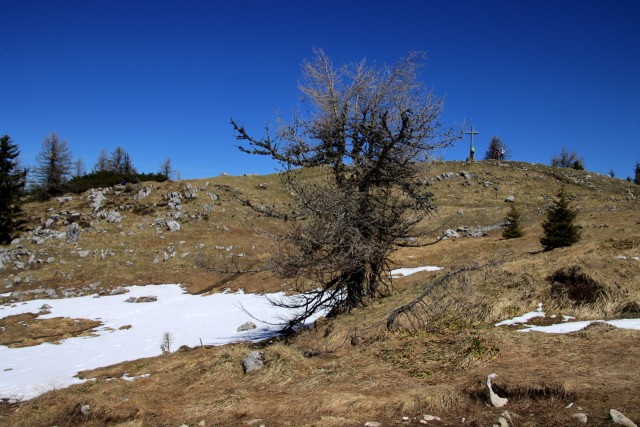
[443,228,460,239]
[610,409,637,427]
[125,295,158,303]
[237,321,257,332]
[66,223,81,244]
[460,171,472,180]
[136,187,152,199]
[106,211,123,223]
[242,351,264,373]
[572,413,588,424]
[89,190,106,212]
[30,237,45,245]
[57,196,72,204]
[110,286,128,295]
[77,250,90,258]
[166,220,181,232]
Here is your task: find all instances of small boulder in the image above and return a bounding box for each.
[66,223,81,244]
[110,286,128,295]
[242,351,264,374]
[90,190,106,211]
[57,196,72,204]
[237,321,257,332]
[125,296,158,303]
[572,413,588,424]
[105,211,123,223]
[443,228,460,239]
[166,220,181,232]
[460,171,472,180]
[137,187,152,199]
[610,409,637,427]
[504,195,515,203]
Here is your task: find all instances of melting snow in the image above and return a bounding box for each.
[0,284,326,400]
[495,303,545,326]
[519,318,640,334]
[496,304,640,334]
[0,266,472,400]
[390,266,442,278]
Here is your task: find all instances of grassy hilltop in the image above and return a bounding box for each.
[2,160,640,426]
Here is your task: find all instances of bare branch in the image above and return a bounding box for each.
[386,260,502,331]
[229,50,462,330]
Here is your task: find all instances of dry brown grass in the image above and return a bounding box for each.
[2,161,640,426]
[0,314,101,347]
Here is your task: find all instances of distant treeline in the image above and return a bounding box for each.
[65,170,168,194]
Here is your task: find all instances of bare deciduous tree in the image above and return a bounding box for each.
[551,146,584,170]
[33,132,72,197]
[109,146,136,174]
[73,158,85,177]
[94,149,110,172]
[159,158,175,180]
[232,50,459,330]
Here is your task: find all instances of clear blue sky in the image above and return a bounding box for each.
[1,0,639,179]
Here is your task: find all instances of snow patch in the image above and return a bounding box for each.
[390,266,442,278]
[495,303,544,326]
[0,284,326,400]
[496,305,640,334]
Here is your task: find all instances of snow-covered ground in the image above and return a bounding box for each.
[0,266,442,401]
[0,284,323,401]
[390,266,442,277]
[496,304,640,334]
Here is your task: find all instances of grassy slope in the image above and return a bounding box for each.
[2,160,640,426]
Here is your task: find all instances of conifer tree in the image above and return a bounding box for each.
[634,161,640,185]
[540,187,580,251]
[0,135,27,244]
[502,203,523,239]
[484,136,508,160]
